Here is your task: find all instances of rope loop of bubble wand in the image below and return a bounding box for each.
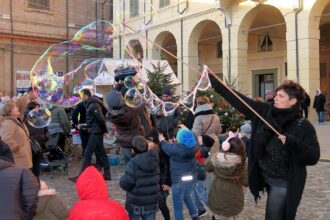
[122,23,282,138]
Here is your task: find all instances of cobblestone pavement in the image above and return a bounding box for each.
[41,158,330,220]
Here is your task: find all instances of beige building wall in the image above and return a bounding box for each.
[113,0,330,121]
[0,0,111,96]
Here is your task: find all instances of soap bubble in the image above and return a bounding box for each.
[124,88,143,108]
[30,21,114,107]
[181,91,196,113]
[196,67,211,91]
[124,76,137,89]
[27,108,52,128]
[84,59,103,80]
[163,102,179,116]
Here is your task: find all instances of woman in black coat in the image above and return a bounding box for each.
[209,75,320,220]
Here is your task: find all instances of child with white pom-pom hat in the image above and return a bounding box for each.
[205,131,248,220]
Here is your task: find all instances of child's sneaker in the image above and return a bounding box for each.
[198,209,207,217]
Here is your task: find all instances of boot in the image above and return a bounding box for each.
[68,159,91,183]
[192,217,200,220]
[68,174,80,183]
[103,170,111,181]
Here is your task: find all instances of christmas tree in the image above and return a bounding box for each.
[146,61,180,101]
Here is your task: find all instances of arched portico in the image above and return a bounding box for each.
[151,31,178,76]
[188,20,223,88]
[237,5,287,97]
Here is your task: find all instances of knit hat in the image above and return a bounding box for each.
[132,135,148,154]
[176,128,196,148]
[240,123,251,138]
[106,90,124,110]
[162,87,172,96]
[0,139,14,163]
[114,67,137,82]
[201,135,215,148]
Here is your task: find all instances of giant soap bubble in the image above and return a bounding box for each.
[30,20,114,107]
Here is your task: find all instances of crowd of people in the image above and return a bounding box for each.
[0,65,324,220]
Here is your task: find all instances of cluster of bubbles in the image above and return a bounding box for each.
[27,17,212,128]
[28,21,114,128]
[121,64,211,116]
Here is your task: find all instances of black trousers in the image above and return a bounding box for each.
[83,134,110,171]
[159,189,170,220]
[302,107,309,118]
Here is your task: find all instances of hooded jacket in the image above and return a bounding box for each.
[119,150,160,215]
[160,141,197,184]
[85,97,108,135]
[205,152,247,217]
[209,75,320,220]
[69,166,129,220]
[107,105,145,148]
[0,140,39,220]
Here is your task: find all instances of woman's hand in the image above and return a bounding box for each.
[278,134,286,144]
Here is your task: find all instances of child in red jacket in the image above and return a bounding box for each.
[69,166,129,220]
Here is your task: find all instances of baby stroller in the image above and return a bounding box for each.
[40,132,69,177]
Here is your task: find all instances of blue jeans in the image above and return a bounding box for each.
[192,183,205,211]
[120,146,132,164]
[196,180,208,204]
[317,111,325,123]
[265,177,288,220]
[172,181,198,220]
[130,213,155,220]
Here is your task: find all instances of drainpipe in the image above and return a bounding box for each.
[181,19,184,96]
[10,0,14,96]
[216,3,232,84]
[177,1,188,96]
[294,0,303,82]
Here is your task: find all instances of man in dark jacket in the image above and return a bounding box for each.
[155,87,180,140]
[313,89,326,124]
[69,89,111,182]
[301,92,311,118]
[71,101,89,155]
[0,139,39,219]
[119,135,160,220]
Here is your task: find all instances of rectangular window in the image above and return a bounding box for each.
[160,0,170,8]
[320,63,326,77]
[217,41,223,58]
[27,0,50,10]
[130,0,139,17]
[258,33,273,52]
